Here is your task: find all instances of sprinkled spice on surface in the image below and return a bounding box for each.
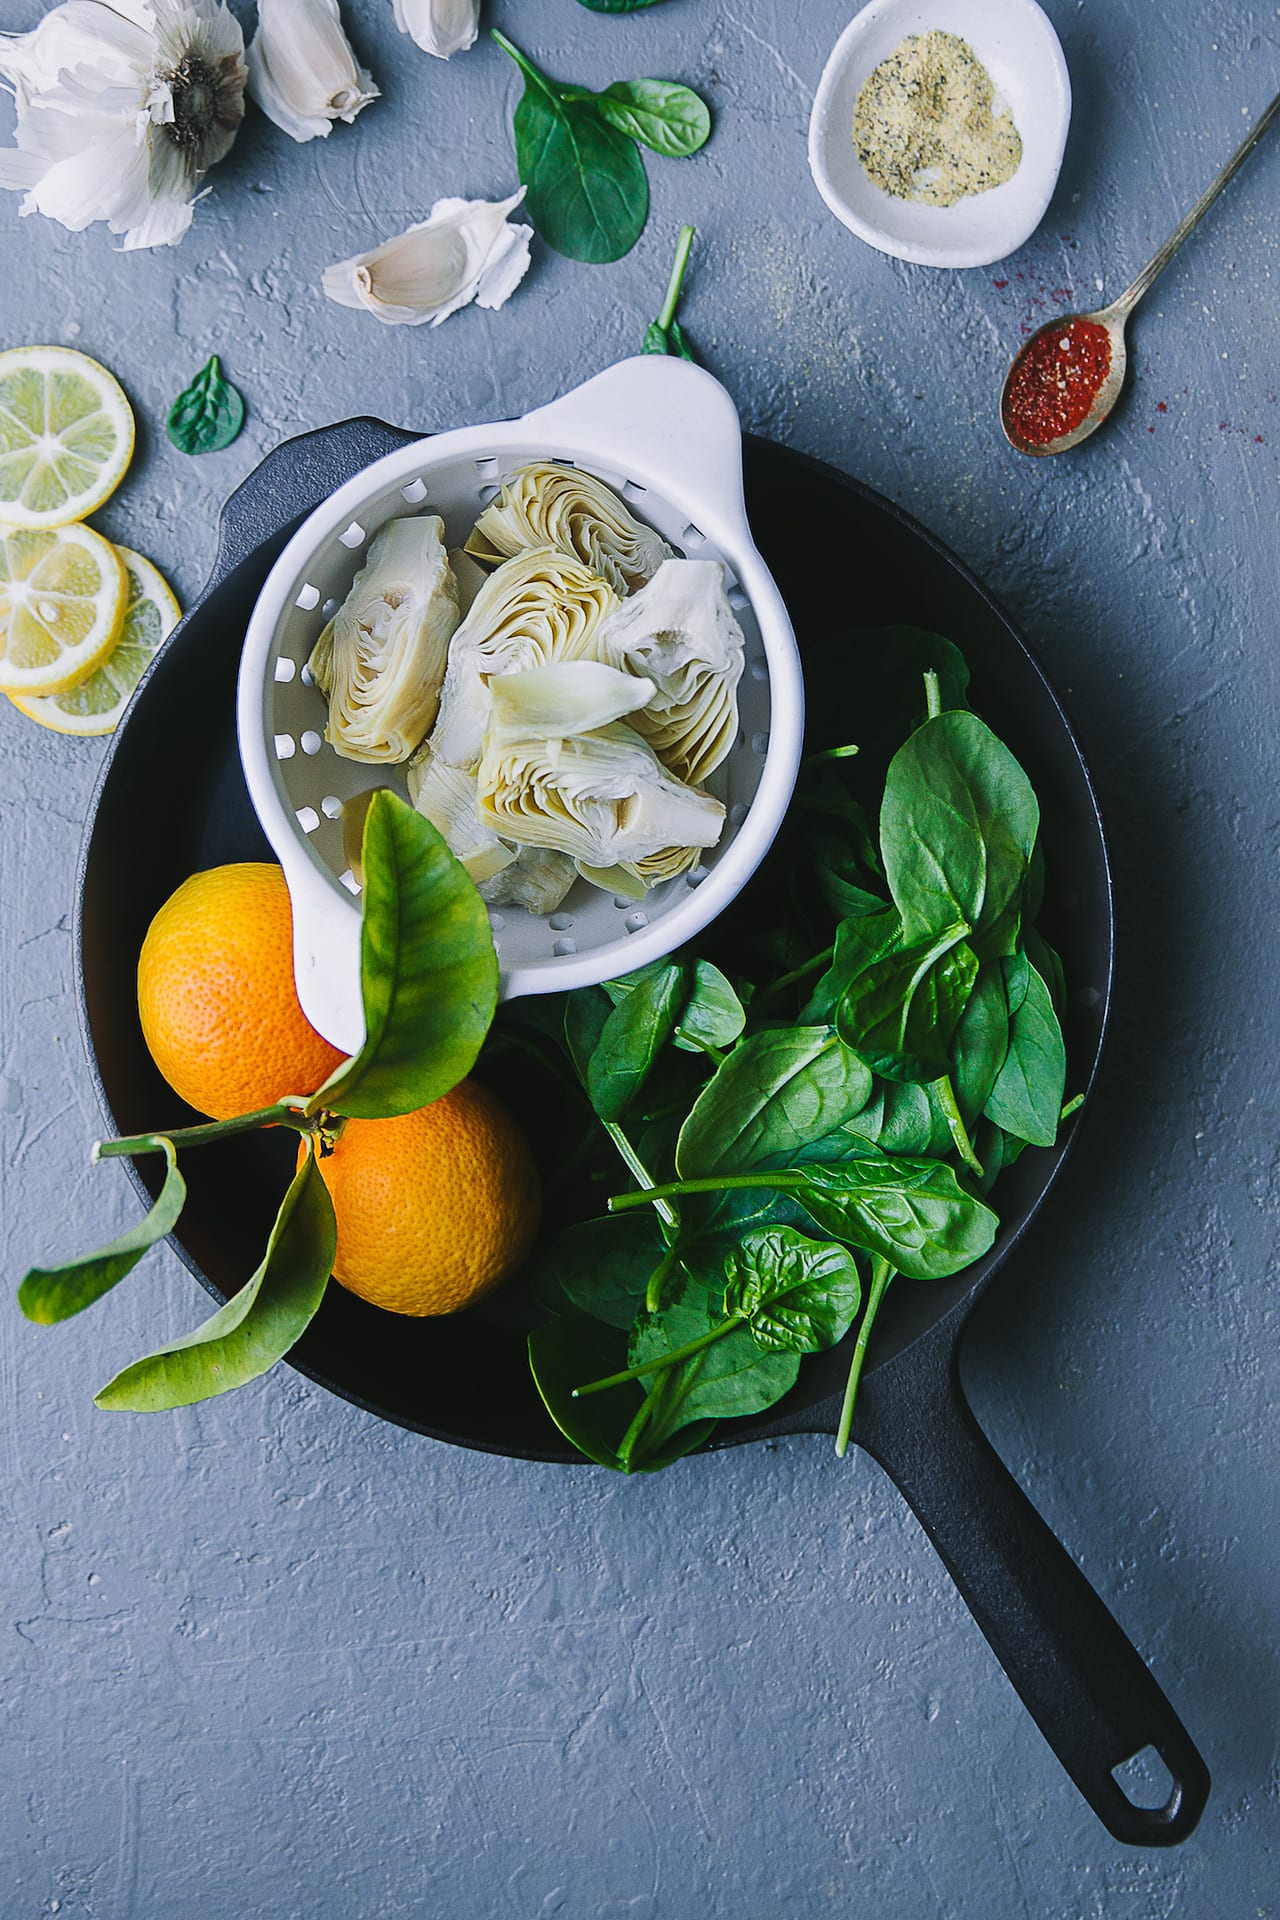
[853,31,1022,207]
[1003,318,1114,447]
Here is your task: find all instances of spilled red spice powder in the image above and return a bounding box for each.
[1003,317,1113,447]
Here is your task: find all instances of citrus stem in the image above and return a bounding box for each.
[93,1099,311,1160]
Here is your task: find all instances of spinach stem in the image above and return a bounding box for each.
[609,1172,792,1212]
[802,743,860,766]
[750,944,835,1011]
[604,1122,680,1236]
[923,669,942,720]
[1059,1093,1085,1122]
[575,1316,738,1397]
[834,1258,894,1458]
[93,1100,309,1160]
[616,1382,661,1468]
[644,1241,686,1314]
[656,224,695,333]
[935,1075,984,1177]
[489,28,548,94]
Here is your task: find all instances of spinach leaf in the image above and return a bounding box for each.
[529,1315,715,1470]
[880,711,1039,946]
[836,921,978,1082]
[564,984,613,1081]
[94,1150,335,1412]
[791,1153,998,1279]
[628,1286,800,1427]
[949,962,1011,1123]
[1024,925,1067,1016]
[803,907,901,1024]
[848,1082,954,1158]
[166,355,244,456]
[643,224,697,359]
[674,958,744,1053]
[676,1028,872,1177]
[494,33,649,263]
[592,81,710,158]
[311,793,499,1120]
[19,1136,186,1324]
[983,961,1066,1147]
[721,1227,861,1353]
[588,960,685,1120]
[534,1212,666,1329]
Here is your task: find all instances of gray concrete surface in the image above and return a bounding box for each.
[2,0,1278,1913]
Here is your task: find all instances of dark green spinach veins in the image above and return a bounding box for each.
[643,224,697,359]
[491,31,709,262]
[166,355,245,456]
[523,630,1077,1470]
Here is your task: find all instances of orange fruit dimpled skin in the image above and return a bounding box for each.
[137,863,345,1121]
[305,1082,542,1317]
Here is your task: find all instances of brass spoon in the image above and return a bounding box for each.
[1001,87,1280,456]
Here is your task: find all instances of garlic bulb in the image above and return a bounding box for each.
[0,1,246,250]
[467,462,674,596]
[247,0,378,143]
[323,190,532,328]
[595,558,746,786]
[308,515,460,763]
[392,0,480,60]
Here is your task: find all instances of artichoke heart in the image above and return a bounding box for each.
[594,558,746,787]
[427,545,619,771]
[308,514,460,763]
[465,462,673,595]
[488,661,655,740]
[476,719,724,884]
[406,743,514,885]
[480,847,577,916]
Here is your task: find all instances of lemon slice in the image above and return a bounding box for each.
[0,345,135,529]
[0,521,128,697]
[10,546,178,734]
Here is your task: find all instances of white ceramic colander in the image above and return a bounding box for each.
[237,357,804,1054]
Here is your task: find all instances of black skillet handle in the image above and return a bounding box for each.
[853,1323,1210,1846]
[206,417,421,595]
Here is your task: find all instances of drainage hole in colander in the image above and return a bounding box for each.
[729,804,747,826]
[300,730,323,756]
[551,456,576,468]
[340,869,361,895]
[321,597,340,621]
[300,662,315,688]
[727,587,749,612]
[274,657,296,684]
[750,656,768,681]
[622,480,647,501]
[681,523,707,548]
[488,911,505,932]
[321,795,343,820]
[686,867,708,888]
[400,478,427,504]
[478,484,500,506]
[296,807,320,833]
[338,522,366,550]
[274,733,296,760]
[553,937,577,956]
[294,583,320,612]
[752,731,769,755]
[474,456,499,477]
[613,895,633,910]
[548,912,573,931]
[624,913,648,933]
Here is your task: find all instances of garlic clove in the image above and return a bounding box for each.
[322,190,533,328]
[391,0,480,60]
[247,0,378,144]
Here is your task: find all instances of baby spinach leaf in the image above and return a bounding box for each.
[836,924,978,1082]
[676,1028,872,1177]
[721,1227,861,1353]
[848,1082,955,1159]
[588,960,685,1121]
[791,1153,998,1279]
[19,1137,186,1324]
[94,1151,335,1412]
[529,1315,715,1470]
[674,958,744,1053]
[592,81,710,158]
[494,32,649,262]
[629,1286,800,1428]
[536,1213,667,1329]
[881,710,1039,946]
[312,793,499,1120]
[564,984,613,1082]
[803,907,901,1024]
[166,355,245,456]
[949,963,1011,1123]
[983,962,1066,1148]
[1024,926,1067,1016]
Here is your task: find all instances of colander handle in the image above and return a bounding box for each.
[517,358,749,542]
[208,418,420,594]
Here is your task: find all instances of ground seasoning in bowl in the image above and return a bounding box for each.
[853,30,1023,206]
[1002,317,1114,449]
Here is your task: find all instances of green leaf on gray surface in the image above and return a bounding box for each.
[19,1136,186,1324]
[166,355,245,456]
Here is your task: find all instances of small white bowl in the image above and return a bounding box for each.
[808,0,1071,269]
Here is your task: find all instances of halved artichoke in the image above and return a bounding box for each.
[465,462,673,595]
[308,515,460,764]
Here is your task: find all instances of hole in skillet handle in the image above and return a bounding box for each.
[1112,1745,1177,1815]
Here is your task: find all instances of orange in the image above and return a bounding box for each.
[138,863,345,1120]
[304,1082,540,1316]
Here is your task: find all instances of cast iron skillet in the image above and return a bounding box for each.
[76,419,1209,1847]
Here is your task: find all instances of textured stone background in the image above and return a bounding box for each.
[2,0,1278,1913]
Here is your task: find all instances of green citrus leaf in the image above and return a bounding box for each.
[19,1136,186,1324]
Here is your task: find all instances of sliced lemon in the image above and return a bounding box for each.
[0,521,128,697]
[0,345,135,529]
[10,546,178,735]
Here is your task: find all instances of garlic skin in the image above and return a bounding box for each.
[247,0,378,143]
[0,0,247,251]
[392,0,480,60]
[322,190,533,328]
